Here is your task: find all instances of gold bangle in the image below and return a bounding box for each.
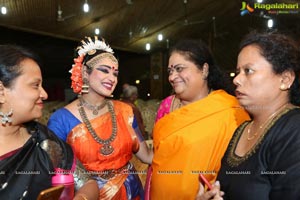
[77,193,88,200]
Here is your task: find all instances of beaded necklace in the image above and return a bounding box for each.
[78,98,117,156]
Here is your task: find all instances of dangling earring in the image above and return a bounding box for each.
[81,78,89,94]
[280,83,286,91]
[0,108,13,125]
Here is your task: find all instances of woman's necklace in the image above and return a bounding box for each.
[80,97,107,115]
[247,103,289,141]
[247,121,261,141]
[78,98,117,156]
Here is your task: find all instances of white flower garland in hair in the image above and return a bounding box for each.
[77,37,114,56]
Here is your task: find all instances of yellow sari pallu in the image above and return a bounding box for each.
[151,90,249,199]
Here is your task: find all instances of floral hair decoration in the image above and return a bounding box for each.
[69,36,114,94]
[70,55,84,94]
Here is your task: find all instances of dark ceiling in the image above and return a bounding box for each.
[0,0,299,71]
[0,0,299,100]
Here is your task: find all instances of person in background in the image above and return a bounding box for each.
[48,36,153,200]
[146,39,249,199]
[197,32,300,200]
[122,84,147,139]
[0,45,98,200]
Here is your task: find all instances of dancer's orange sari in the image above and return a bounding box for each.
[67,101,140,200]
[150,90,249,199]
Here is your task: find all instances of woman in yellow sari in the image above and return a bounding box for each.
[48,36,153,200]
[148,39,249,199]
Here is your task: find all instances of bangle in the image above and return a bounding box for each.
[77,193,88,200]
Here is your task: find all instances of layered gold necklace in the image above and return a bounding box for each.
[78,98,117,156]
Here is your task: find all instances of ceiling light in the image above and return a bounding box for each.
[83,0,89,13]
[166,39,170,49]
[126,0,133,5]
[257,0,263,3]
[230,72,235,77]
[129,31,133,38]
[267,19,273,28]
[1,6,7,15]
[94,28,100,35]
[146,43,151,51]
[141,27,148,35]
[157,34,163,41]
[135,80,140,84]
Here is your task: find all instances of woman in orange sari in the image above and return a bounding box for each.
[48,36,153,200]
[148,39,249,199]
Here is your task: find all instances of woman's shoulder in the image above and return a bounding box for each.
[111,99,133,109]
[276,106,300,129]
[32,122,74,169]
[210,90,238,103]
[51,107,70,115]
[33,121,68,146]
[111,100,134,116]
[161,95,175,103]
[158,95,174,110]
[50,107,78,122]
[266,107,300,144]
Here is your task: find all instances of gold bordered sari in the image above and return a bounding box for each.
[67,101,142,200]
[150,90,249,199]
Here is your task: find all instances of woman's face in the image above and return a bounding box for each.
[4,58,48,124]
[233,45,284,111]
[168,52,207,101]
[87,55,119,97]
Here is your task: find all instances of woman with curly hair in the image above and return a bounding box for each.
[197,32,300,200]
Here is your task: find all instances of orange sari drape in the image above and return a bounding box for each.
[67,101,137,200]
[150,90,249,199]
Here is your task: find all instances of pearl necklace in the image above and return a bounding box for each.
[80,97,107,115]
[78,98,117,156]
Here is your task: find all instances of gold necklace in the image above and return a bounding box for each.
[246,121,260,141]
[81,97,107,115]
[78,98,117,156]
[247,103,289,141]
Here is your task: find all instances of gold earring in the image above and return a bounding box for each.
[81,78,89,94]
[280,83,286,91]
